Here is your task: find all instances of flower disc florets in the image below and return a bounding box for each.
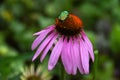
[55,11,83,36]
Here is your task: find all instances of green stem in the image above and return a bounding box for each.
[93,50,99,80]
[61,67,65,80]
[61,63,66,80]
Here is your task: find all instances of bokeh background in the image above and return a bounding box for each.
[0,0,120,80]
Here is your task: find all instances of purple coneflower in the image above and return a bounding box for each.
[31,11,94,75]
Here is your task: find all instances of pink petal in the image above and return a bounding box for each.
[40,33,59,62]
[81,30,94,62]
[73,37,84,74]
[69,37,77,75]
[61,37,72,74]
[32,32,56,61]
[31,26,54,50]
[80,38,89,74]
[33,25,55,36]
[48,37,63,70]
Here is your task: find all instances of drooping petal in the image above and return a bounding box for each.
[74,37,84,74]
[69,37,77,75]
[48,37,63,70]
[40,33,59,62]
[33,25,55,36]
[61,37,72,74]
[81,30,94,62]
[31,26,55,50]
[32,32,56,61]
[80,38,89,74]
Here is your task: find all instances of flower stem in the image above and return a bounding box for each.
[61,63,66,80]
[93,50,99,80]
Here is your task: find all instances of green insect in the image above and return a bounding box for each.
[58,11,69,21]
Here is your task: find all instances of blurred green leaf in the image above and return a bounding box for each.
[0,53,33,79]
[9,21,25,34]
[0,44,18,56]
[45,0,72,17]
[38,15,54,28]
[110,23,120,54]
[79,3,102,18]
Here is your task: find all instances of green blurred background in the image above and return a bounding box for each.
[0,0,120,80]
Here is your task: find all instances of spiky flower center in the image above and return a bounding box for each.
[27,75,41,80]
[55,11,83,36]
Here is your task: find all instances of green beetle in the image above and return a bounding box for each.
[58,11,69,21]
